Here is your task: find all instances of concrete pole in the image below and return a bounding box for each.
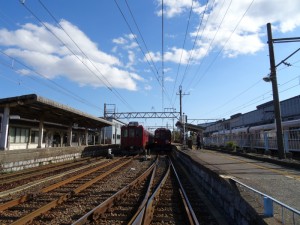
[0,106,10,150]
[38,118,44,148]
[67,125,72,146]
[267,23,285,159]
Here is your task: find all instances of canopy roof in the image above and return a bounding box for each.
[176,121,204,132]
[0,94,112,129]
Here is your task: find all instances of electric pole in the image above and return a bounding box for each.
[177,85,189,119]
[266,23,300,159]
[267,23,285,159]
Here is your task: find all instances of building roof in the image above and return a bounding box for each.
[0,94,112,129]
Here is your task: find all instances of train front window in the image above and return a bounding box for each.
[136,128,142,137]
[129,128,135,137]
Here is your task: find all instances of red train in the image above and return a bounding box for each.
[154,128,172,151]
[121,122,153,154]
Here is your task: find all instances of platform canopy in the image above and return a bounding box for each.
[0,94,112,129]
[176,121,204,133]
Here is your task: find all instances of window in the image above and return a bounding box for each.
[31,131,39,143]
[129,128,135,137]
[136,127,142,137]
[122,129,128,138]
[9,127,29,143]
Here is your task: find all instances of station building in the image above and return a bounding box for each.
[0,94,113,151]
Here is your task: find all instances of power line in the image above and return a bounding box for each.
[214,74,300,118]
[0,50,103,111]
[114,0,174,109]
[179,0,210,87]
[37,0,135,111]
[171,0,194,106]
[114,0,161,86]
[162,0,164,111]
[190,0,254,91]
[124,0,160,80]
[21,0,134,111]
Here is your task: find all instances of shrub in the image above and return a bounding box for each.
[226,141,236,151]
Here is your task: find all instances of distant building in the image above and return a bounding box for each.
[202,95,300,136]
[101,118,125,144]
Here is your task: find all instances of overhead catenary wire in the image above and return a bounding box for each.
[171,0,194,106]
[171,0,213,108]
[214,74,300,118]
[124,0,161,82]
[114,0,174,109]
[189,0,255,91]
[178,0,210,87]
[162,0,164,110]
[37,0,136,112]
[21,0,134,111]
[0,50,103,111]
[202,48,300,118]
[114,0,161,86]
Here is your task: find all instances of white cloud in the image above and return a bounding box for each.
[144,51,161,62]
[126,50,136,69]
[165,76,174,82]
[144,84,152,90]
[0,21,142,91]
[112,37,127,45]
[154,0,300,60]
[155,0,204,18]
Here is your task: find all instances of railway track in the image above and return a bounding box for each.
[73,155,221,225]
[0,154,225,224]
[0,156,155,224]
[0,157,105,193]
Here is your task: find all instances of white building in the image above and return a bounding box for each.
[101,118,125,144]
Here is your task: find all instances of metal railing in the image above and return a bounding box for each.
[230,178,300,224]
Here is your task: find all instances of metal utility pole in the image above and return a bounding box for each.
[176,86,189,145]
[267,23,285,159]
[266,23,300,159]
[177,85,189,119]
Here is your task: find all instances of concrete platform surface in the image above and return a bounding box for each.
[180,148,300,224]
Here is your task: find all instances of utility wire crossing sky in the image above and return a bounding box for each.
[0,0,300,127]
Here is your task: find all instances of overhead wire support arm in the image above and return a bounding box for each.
[272,37,300,43]
[104,111,180,119]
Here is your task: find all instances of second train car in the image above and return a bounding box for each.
[154,128,172,151]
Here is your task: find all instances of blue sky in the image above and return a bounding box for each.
[0,0,300,129]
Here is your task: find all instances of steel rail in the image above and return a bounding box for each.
[10,157,133,225]
[0,157,123,211]
[138,158,200,225]
[72,157,158,225]
[142,160,171,225]
[127,158,159,225]
[170,160,200,225]
[0,157,96,185]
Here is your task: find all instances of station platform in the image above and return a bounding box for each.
[176,145,300,224]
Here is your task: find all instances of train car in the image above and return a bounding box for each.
[121,122,153,155]
[154,128,172,152]
[203,118,300,155]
